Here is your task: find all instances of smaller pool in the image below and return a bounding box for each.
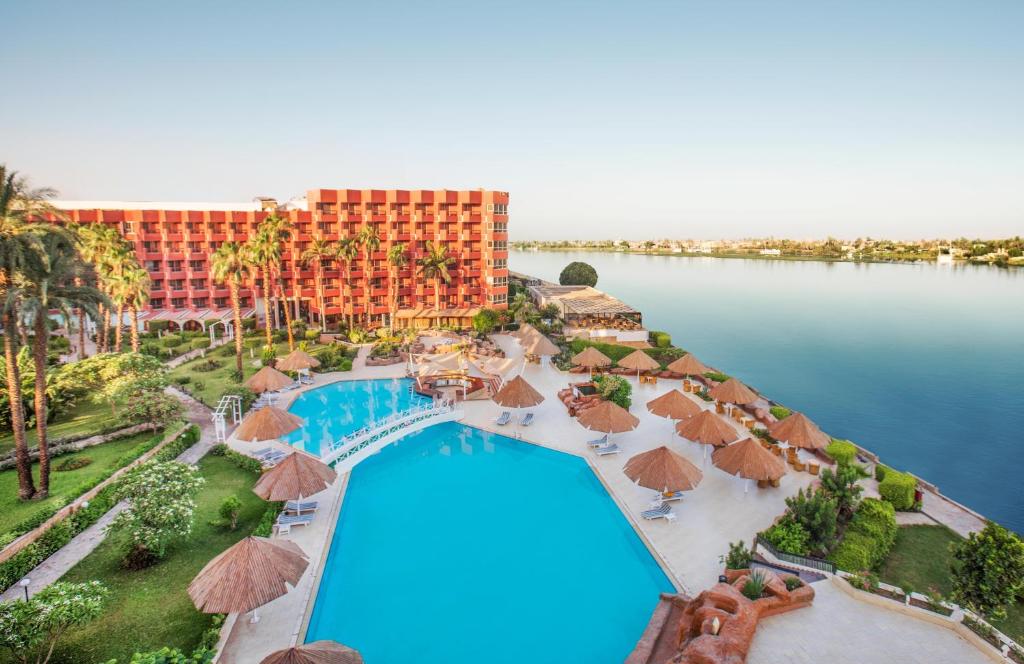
[283,378,428,456]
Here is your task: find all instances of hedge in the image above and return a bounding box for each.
[649,330,672,348]
[209,443,264,474]
[826,439,857,466]
[830,498,897,571]
[769,406,791,420]
[703,371,730,383]
[879,468,917,510]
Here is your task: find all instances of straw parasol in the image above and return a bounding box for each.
[492,375,545,408]
[513,323,539,340]
[709,377,759,405]
[253,451,337,502]
[712,437,787,486]
[521,333,560,357]
[235,406,304,442]
[647,389,701,420]
[245,366,294,394]
[188,537,308,620]
[577,399,639,434]
[624,446,703,492]
[276,349,322,372]
[667,353,709,377]
[261,641,364,664]
[675,409,740,446]
[572,346,612,368]
[618,349,660,377]
[767,412,830,450]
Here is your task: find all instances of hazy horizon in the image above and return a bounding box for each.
[2,1,1021,240]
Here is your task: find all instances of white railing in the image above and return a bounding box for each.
[321,400,462,468]
[212,394,242,443]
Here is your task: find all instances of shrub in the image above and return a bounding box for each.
[593,374,632,409]
[784,488,838,554]
[0,580,109,662]
[825,439,857,466]
[192,380,205,393]
[210,443,264,474]
[261,345,277,364]
[219,496,242,530]
[193,358,222,373]
[830,498,896,571]
[784,576,804,591]
[951,522,1024,620]
[558,261,598,287]
[649,330,672,348]
[252,502,284,538]
[703,371,730,383]
[769,405,791,420]
[874,464,888,481]
[55,457,93,472]
[304,329,320,341]
[847,570,879,591]
[161,335,184,348]
[878,468,917,510]
[174,375,192,385]
[762,520,810,556]
[741,570,768,600]
[819,463,864,521]
[721,540,752,570]
[190,338,211,350]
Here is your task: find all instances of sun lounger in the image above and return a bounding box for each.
[641,503,676,521]
[586,435,609,448]
[495,411,511,425]
[594,442,620,456]
[519,412,534,426]
[275,513,314,534]
[253,447,273,458]
[284,500,319,514]
[650,490,685,506]
[261,451,288,467]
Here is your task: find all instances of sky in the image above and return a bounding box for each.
[2,0,1022,240]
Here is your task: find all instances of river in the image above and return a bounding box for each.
[510,250,1024,532]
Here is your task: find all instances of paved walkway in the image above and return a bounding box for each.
[0,388,219,602]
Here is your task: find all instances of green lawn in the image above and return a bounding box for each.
[879,524,1024,641]
[37,454,267,664]
[0,399,117,455]
[0,430,160,534]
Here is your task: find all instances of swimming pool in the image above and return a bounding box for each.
[301,382,674,663]
[283,378,428,456]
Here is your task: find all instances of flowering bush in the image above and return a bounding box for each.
[111,461,205,568]
[0,580,108,664]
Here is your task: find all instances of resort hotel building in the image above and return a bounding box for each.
[53,188,510,331]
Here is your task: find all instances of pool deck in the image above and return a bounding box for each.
[217,338,995,664]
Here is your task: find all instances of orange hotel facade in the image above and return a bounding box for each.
[54,188,510,331]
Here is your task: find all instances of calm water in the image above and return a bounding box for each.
[513,250,1024,532]
[306,418,673,664]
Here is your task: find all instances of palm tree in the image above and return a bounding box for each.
[77,223,125,353]
[20,228,105,497]
[509,290,537,324]
[122,263,150,352]
[210,242,248,376]
[247,214,295,350]
[335,237,360,330]
[356,223,380,326]
[386,243,408,332]
[416,241,456,311]
[301,236,334,331]
[0,165,61,499]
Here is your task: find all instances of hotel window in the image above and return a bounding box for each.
[192,297,208,308]
[214,297,228,308]
[492,259,507,270]
[171,297,186,308]
[189,260,204,271]
[187,222,200,233]
[142,222,156,233]
[188,241,202,252]
[151,279,164,291]
[317,202,337,215]
[150,298,165,309]
[490,276,508,287]
[191,279,206,289]
[145,260,161,271]
[142,241,158,252]
[488,293,507,305]
[208,241,220,251]
[168,260,183,272]
[492,222,507,232]
[169,279,185,290]
[488,240,507,251]
[239,297,251,307]
[492,203,508,215]
[123,221,134,234]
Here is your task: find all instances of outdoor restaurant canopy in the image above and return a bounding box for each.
[235,407,304,442]
[572,346,612,368]
[188,537,308,615]
[646,389,701,420]
[276,349,322,372]
[492,375,545,409]
[624,445,703,492]
[577,399,640,434]
[618,349,660,373]
[675,409,740,446]
[767,412,830,450]
[252,451,337,502]
[712,437,787,481]
[709,377,759,405]
[245,366,294,394]
[667,353,709,377]
[261,641,364,664]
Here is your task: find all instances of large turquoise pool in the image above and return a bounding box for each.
[299,382,674,663]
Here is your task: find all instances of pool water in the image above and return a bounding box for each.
[304,408,674,663]
[283,378,428,456]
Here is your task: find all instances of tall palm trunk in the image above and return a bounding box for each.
[435,278,442,310]
[33,314,51,498]
[229,280,244,375]
[114,302,124,352]
[278,272,294,350]
[261,265,273,347]
[314,264,326,330]
[4,311,35,499]
[364,252,373,327]
[77,308,87,359]
[389,266,398,332]
[130,304,140,352]
[345,266,354,330]
[97,302,107,353]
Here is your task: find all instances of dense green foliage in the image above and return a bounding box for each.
[741,570,768,600]
[951,522,1024,620]
[593,374,632,409]
[782,488,838,554]
[762,520,811,556]
[649,330,671,348]
[878,467,917,510]
[0,580,108,664]
[558,261,598,287]
[819,463,864,520]
[472,308,501,335]
[702,371,729,383]
[825,438,857,466]
[769,405,791,420]
[829,498,897,571]
[721,540,752,570]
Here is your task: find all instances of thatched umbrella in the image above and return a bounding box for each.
[513,323,539,340]
[618,349,660,378]
[493,375,545,409]
[675,409,740,462]
[646,389,701,420]
[712,437,787,491]
[188,536,308,622]
[577,400,639,445]
[245,366,294,394]
[572,346,612,369]
[709,377,759,405]
[277,349,322,372]
[253,451,337,513]
[624,446,703,493]
[766,412,830,450]
[235,407,304,443]
[261,641,364,664]
[667,353,709,377]
[521,333,560,357]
